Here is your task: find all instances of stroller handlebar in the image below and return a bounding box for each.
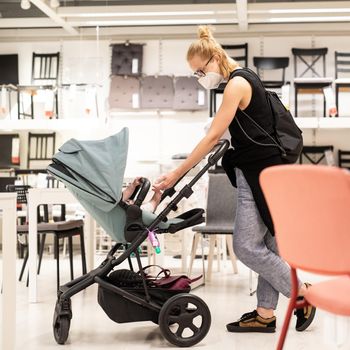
[130,177,151,207]
[159,139,230,203]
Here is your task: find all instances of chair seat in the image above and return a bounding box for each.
[294,77,333,84]
[335,78,350,84]
[262,80,287,89]
[305,276,350,316]
[192,224,233,234]
[18,219,84,233]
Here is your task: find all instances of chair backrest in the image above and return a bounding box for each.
[0,176,17,192]
[299,145,334,165]
[338,150,350,170]
[253,57,289,88]
[32,52,60,84]
[6,184,30,204]
[205,172,237,227]
[260,164,350,275]
[335,51,350,79]
[222,43,248,68]
[292,47,328,78]
[27,132,56,168]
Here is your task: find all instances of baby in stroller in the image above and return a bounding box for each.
[48,127,229,348]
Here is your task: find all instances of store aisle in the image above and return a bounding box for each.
[2,254,349,350]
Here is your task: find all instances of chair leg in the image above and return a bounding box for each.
[37,234,46,275]
[277,268,299,350]
[19,247,29,282]
[188,233,200,276]
[79,227,87,274]
[54,235,60,291]
[226,234,238,274]
[207,235,216,282]
[68,236,74,280]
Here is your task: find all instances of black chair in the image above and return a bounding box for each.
[6,184,87,291]
[189,172,238,284]
[209,43,248,117]
[299,145,334,165]
[334,51,350,117]
[17,52,60,119]
[27,132,56,169]
[253,57,289,89]
[292,48,333,118]
[0,176,17,192]
[338,150,350,170]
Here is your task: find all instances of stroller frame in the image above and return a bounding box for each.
[51,139,229,348]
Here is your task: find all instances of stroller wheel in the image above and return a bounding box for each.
[159,293,211,347]
[53,298,72,345]
[53,315,70,344]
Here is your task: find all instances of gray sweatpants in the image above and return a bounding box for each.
[233,168,295,310]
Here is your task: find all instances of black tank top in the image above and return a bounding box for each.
[227,67,280,162]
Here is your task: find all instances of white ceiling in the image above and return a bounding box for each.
[1,1,350,40]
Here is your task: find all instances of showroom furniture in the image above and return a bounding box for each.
[260,165,350,350]
[299,145,334,165]
[292,47,333,118]
[189,171,238,283]
[7,184,87,291]
[17,52,60,119]
[253,56,289,88]
[27,132,56,169]
[334,51,350,117]
[338,149,350,170]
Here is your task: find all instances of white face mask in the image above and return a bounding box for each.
[198,72,224,90]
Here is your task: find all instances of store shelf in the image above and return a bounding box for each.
[295,117,350,129]
[0,118,103,131]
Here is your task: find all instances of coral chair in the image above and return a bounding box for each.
[260,164,350,350]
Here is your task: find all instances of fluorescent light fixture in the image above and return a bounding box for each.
[85,18,218,26]
[50,0,60,8]
[20,0,31,10]
[269,8,350,14]
[71,11,216,18]
[270,16,350,23]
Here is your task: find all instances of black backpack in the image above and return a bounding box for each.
[233,68,303,164]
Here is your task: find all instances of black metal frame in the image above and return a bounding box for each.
[338,150,350,170]
[299,145,334,165]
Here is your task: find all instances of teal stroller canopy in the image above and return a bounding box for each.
[47,127,192,243]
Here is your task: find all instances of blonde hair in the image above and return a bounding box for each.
[187,25,239,78]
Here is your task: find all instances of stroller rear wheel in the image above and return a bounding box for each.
[159,293,211,347]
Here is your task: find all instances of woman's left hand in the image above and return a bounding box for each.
[153,170,180,191]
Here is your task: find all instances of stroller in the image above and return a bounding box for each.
[47,127,229,347]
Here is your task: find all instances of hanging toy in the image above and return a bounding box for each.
[147,228,161,254]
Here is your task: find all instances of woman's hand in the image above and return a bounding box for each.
[153,170,180,191]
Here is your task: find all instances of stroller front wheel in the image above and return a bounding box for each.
[159,293,211,347]
[53,315,71,344]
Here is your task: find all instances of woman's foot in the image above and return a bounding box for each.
[226,310,276,333]
[295,283,317,331]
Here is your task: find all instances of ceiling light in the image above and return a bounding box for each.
[270,16,350,23]
[50,0,60,8]
[20,0,31,10]
[85,18,218,26]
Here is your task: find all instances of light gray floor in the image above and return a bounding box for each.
[1,251,350,350]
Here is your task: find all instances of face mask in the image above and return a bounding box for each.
[198,72,224,90]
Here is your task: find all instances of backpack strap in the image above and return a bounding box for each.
[229,68,286,155]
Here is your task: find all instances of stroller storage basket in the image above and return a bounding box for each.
[97,271,190,324]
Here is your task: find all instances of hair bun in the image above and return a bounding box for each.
[197,25,214,40]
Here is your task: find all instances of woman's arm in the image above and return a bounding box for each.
[154,76,252,190]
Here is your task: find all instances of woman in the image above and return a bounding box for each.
[153,26,316,333]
